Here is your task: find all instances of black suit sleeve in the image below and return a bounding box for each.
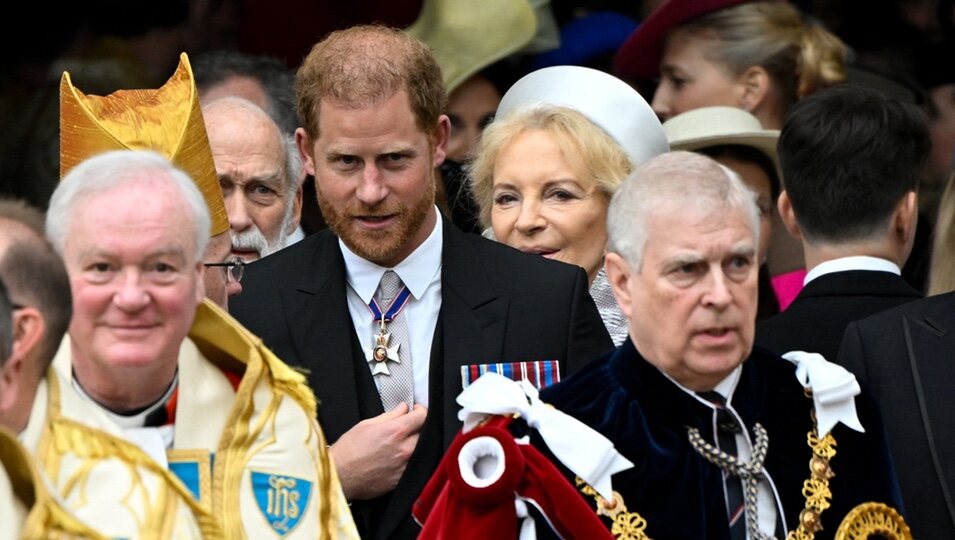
[564,266,614,374]
[836,320,908,516]
[837,320,870,384]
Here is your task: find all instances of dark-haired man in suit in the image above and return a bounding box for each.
[230,24,612,539]
[756,84,928,360]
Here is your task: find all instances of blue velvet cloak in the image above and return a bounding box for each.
[536,339,903,539]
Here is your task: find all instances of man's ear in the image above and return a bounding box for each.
[737,65,771,114]
[287,186,304,235]
[11,307,43,368]
[777,191,803,240]
[894,190,918,245]
[893,190,919,266]
[605,252,634,319]
[1,307,45,413]
[431,115,451,169]
[295,127,317,177]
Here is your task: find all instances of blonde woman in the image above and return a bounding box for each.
[615,0,847,129]
[615,0,848,299]
[471,66,668,345]
[928,174,955,295]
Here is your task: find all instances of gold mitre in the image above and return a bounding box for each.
[59,52,229,236]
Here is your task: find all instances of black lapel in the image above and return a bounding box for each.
[281,232,383,441]
[902,309,955,528]
[435,221,507,443]
[375,220,507,539]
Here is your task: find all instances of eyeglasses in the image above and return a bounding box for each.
[203,257,245,284]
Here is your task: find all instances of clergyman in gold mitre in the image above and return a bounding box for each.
[59,52,239,309]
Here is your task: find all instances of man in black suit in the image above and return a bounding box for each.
[756,85,928,360]
[838,294,955,538]
[230,25,613,539]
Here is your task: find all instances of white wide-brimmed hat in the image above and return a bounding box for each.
[495,65,668,166]
[662,106,780,173]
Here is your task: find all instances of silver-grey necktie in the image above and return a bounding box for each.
[369,270,415,411]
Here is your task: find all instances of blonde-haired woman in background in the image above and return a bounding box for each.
[615,0,848,305]
[615,0,847,129]
[471,66,668,345]
[928,174,955,295]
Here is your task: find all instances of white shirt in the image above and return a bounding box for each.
[666,367,783,538]
[286,225,306,246]
[341,211,443,408]
[804,256,900,286]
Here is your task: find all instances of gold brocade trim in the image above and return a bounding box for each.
[46,417,222,539]
[0,427,109,540]
[38,369,64,482]
[316,428,336,540]
[21,502,111,540]
[213,343,263,539]
[575,477,651,540]
[167,449,213,504]
[191,301,318,421]
[835,502,913,540]
[0,427,36,512]
[240,322,318,419]
[191,300,341,539]
[786,390,836,540]
[39,369,222,539]
[257,345,339,540]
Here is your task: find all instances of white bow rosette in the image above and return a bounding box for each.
[457,372,633,500]
[782,351,865,436]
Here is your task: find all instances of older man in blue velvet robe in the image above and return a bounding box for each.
[538,151,905,539]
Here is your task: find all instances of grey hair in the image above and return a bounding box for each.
[0,277,12,365]
[280,132,303,235]
[283,132,304,193]
[607,151,760,269]
[47,150,211,260]
[204,97,302,198]
[193,50,298,135]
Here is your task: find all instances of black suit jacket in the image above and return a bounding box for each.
[756,270,921,360]
[838,292,955,539]
[230,219,613,539]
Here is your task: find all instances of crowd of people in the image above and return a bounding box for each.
[2,0,954,538]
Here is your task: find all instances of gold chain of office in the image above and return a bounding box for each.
[574,388,914,539]
[573,389,836,540]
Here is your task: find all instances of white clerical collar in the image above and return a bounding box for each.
[71,371,178,430]
[662,364,743,409]
[803,256,901,286]
[340,207,443,303]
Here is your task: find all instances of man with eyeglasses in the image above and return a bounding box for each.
[42,149,356,538]
[38,55,358,538]
[204,256,245,290]
[202,234,243,309]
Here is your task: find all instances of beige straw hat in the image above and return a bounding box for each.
[662,106,780,173]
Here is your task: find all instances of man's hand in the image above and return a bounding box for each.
[329,403,428,500]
